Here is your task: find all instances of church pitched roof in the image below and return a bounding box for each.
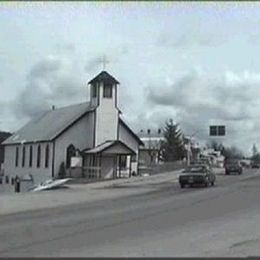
[119,118,144,146]
[3,102,96,145]
[88,71,120,85]
[84,140,136,155]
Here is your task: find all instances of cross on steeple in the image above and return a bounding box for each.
[102,55,109,70]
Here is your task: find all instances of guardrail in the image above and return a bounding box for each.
[139,161,186,175]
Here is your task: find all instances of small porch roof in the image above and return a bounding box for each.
[84,140,136,155]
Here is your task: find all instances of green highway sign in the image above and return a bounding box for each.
[209,125,225,136]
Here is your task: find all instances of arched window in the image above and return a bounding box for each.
[22,146,26,167]
[37,145,41,168]
[92,84,97,98]
[66,144,76,168]
[45,144,49,168]
[29,145,33,167]
[15,147,19,167]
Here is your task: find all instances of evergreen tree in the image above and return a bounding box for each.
[161,119,185,161]
[252,144,258,157]
[251,144,260,163]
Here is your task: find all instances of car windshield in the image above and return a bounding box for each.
[226,160,239,165]
[184,166,206,173]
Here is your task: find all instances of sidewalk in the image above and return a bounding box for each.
[0,169,183,216]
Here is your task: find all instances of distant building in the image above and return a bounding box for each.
[2,71,143,191]
[138,129,164,166]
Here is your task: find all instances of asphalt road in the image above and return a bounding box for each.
[1,168,260,257]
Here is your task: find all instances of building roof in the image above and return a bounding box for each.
[0,131,12,144]
[88,71,120,85]
[138,130,164,139]
[84,140,135,155]
[3,102,96,145]
[119,118,144,146]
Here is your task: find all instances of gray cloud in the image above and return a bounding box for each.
[131,69,260,152]
[55,43,76,53]
[85,55,105,72]
[157,30,229,48]
[29,57,62,79]
[12,55,86,120]
[9,48,131,125]
[146,69,259,122]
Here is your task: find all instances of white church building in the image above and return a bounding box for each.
[2,71,143,190]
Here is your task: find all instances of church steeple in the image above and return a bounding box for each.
[88,70,120,146]
[88,70,120,107]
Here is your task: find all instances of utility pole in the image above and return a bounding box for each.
[147,129,152,164]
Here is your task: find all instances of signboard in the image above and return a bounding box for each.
[209,125,225,136]
[71,157,82,168]
[218,125,225,136]
[209,126,218,136]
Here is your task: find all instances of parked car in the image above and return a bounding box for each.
[179,164,216,188]
[224,159,242,175]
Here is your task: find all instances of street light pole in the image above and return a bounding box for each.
[185,130,201,166]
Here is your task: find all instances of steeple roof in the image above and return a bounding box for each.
[88,71,120,85]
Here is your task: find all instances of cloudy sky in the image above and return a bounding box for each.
[1,2,260,155]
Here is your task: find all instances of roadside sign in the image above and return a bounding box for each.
[218,125,225,136]
[71,157,82,168]
[209,126,217,136]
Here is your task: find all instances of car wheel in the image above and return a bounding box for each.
[211,181,215,186]
[180,184,184,189]
[225,171,229,175]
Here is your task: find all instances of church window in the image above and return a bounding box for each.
[15,147,19,167]
[92,85,97,98]
[29,145,33,167]
[45,144,49,168]
[37,145,41,168]
[103,83,112,98]
[22,146,26,167]
[66,144,76,168]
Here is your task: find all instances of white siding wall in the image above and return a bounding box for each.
[54,111,95,177]
[3,142,53,191]
[95,83,119,146]
[118,122,140,174]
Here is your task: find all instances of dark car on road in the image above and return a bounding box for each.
[179,164,216,188]
[224,159,242,175]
